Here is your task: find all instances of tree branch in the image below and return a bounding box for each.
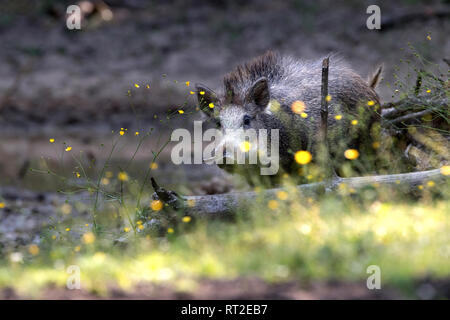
[152,168,447,217]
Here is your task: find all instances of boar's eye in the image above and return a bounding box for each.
[243,115,251,127]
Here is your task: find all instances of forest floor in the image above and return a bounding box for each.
[0,0,449,299]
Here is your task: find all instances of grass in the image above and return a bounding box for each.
[0,182,449,298]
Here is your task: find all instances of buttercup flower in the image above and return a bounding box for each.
[344,149,359,160]
[118,172,129,182]
[151,200,163,211]
[291,100,306,114]
[295,151,312,165]
[268,200,279,210]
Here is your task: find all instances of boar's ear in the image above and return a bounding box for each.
[248,77,270,109]
[196,84,219,118]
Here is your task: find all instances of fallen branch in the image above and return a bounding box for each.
[386,109,435,126]
[151,168,447,217]
[380,95,448,128]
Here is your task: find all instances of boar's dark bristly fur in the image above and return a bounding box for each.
[197,51,383,181]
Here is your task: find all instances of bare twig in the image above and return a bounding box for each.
[444,58,450,68]
[318,57,337,180]
[387,109,435,125]
[381,96,448,120]
[414,71,423,96]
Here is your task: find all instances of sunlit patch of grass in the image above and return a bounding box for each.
[0,183,448,297]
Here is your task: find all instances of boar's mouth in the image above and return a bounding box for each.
[203,153,272,173]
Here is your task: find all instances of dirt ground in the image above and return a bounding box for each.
[2,277,450,300]
[1,0,449,135]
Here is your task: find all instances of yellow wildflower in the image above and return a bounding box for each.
[298,224,311,235]
[28,244,39,256]
[151,199,163,211]
[440,166,450,176]
[277,191,288,200]
[268,200,279,210]
[291,100,306,114]
[344,149,359,160]
[82,232,95,244]
[65,146,72,152]
[335,115,342,120]
[182,216,191,223]
[294,150,312,165]
[49,138,55,143]
[240,141,251,152]
[351,120,358,125]
[118,172,129,182]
